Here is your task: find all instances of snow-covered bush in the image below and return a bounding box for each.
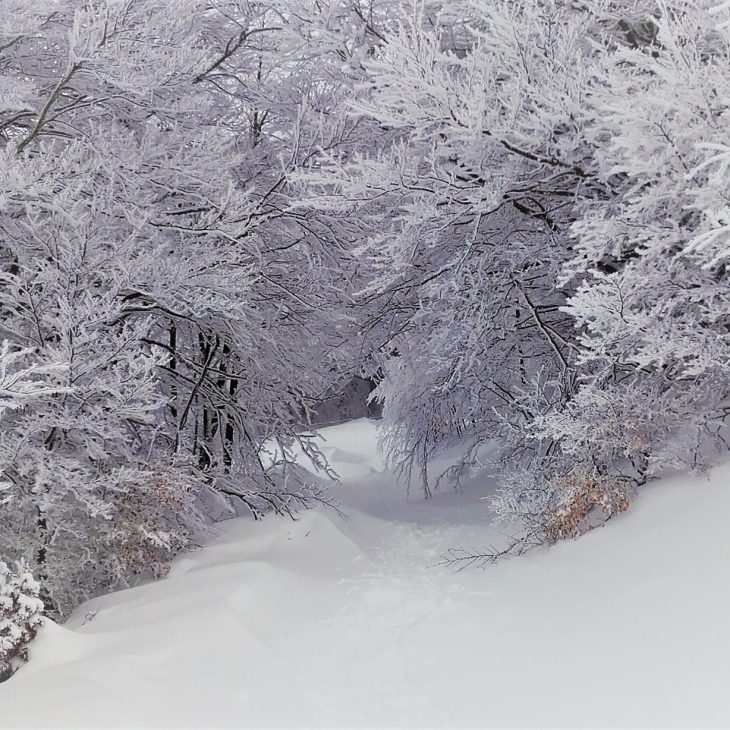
[0,561,43,682]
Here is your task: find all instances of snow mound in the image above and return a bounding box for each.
[1,419,729,728]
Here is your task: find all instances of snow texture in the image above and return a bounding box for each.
[1,418,729,728]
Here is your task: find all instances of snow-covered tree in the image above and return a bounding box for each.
[0,0,380,615]
[300,0,602,491]
[555,1,730,478]
[494,1,730,540]
[301,0,730,542]
[0,560,44,683]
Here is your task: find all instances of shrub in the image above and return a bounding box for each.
[542,465,631,542]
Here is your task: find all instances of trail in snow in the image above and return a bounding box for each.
[1,419,730,728]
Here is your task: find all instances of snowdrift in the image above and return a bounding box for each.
[1,419,729,728]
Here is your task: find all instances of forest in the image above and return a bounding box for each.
[0,0,729,697]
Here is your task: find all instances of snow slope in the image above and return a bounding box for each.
[2,419,730,728]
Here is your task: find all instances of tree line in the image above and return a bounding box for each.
[0,0,728,621]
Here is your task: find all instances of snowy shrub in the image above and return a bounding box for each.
[541,465,631,542]
[0,561,43,683]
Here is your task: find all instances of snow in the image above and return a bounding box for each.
[2,418,730,727]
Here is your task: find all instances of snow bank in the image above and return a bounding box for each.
[1,419,729,728]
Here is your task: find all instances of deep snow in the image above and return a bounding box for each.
[1,419,730,728]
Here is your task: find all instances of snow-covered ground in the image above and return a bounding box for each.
[2,419,730,728]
